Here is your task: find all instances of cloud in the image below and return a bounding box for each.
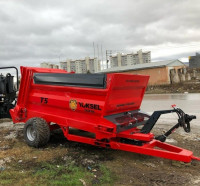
[0,0,200,70]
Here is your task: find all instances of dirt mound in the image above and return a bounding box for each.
[146,81,200,94]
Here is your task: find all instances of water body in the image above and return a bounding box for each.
[141,93,200,114]
[141,93,200,130]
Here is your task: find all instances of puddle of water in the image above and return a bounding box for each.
[141,93,200,113]
[141,93,200,130]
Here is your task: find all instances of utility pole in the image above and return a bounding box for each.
[106,50,112,69]
[93,42,95,58]
[97,44,99,60]
[101,44,103,70]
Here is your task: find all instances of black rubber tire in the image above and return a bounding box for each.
[24,117,50,148]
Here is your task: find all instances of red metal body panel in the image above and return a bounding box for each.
[10,66,200,163]
[103,73,148,115]
[10,67,149,139]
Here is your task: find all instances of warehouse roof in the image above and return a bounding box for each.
[100,59,186,73]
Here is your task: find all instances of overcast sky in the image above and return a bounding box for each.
[0,0,200,69]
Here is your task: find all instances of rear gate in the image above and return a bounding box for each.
[103,73,149,116]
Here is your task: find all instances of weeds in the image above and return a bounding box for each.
[0,127,114,185]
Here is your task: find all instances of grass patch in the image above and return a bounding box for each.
[0,170,32,185]
[0,163,93,186]
[0,127,116,185]
[0,161,115,186]
[99,165,115,185]
[35,163,92,185]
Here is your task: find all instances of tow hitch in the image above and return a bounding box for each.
[143,105,197,142]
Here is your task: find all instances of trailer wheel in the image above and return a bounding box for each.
[24,117,50,148]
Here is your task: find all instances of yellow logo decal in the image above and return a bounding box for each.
[69,99,77,111]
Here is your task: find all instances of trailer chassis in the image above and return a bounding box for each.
[59,106,198,163]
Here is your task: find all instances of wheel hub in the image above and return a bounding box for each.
[27,125,36,141]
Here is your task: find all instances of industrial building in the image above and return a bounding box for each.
[110,50,151,68]
[101,60,187,85]
[60,57,100,73]
[189,53,200,68]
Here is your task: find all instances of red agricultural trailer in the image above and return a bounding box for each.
[10,66,199,163]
